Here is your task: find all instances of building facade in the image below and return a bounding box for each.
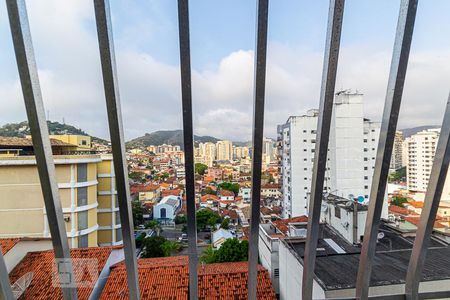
[278,91,381,218]
[390,130,405,171]
[216,140,233,161]
[0,136,121,247]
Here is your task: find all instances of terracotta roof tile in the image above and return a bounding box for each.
[388,205,409,216]
[404,217,446,229]
[9,247,114,300]
[100,256,275,299]
[0,238,20,255]
[272,216,308,235]
[0,136,75,147]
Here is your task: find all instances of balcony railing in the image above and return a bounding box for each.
[1,0,450,300]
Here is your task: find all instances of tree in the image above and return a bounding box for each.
[218,182,240,195]
[200,239,248,264]
[161,240,181,256]
[391,196,408,207]
[129,171,146,183]
[204,187,217,195]
[388,167,406,183]
[135,232,146,248]
[132,200,144,226]
[196,209,221,231]
[145,220,162,235]
[174,214,187,224]
[141,236,166,258]
[221,218,230,230]
[195,163,208,175]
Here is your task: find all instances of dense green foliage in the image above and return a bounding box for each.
[221,218,230,230]
[132,200,144,225]
[196,209,221,231]
[204,187,217,195]
[174,214,187,224]
[141,236,181,258]
[388,167,406,183]
[218,182,240,195]
[129,171,146,183]
[195,163,208,175]
[200,239,249,264]
[391,195,408,207]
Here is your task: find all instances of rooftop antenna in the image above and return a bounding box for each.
[11,272,33,299]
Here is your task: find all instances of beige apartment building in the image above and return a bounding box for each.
[0,135,121,248]
[406,128,450,200]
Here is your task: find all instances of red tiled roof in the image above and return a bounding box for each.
[261,184,280,189]
[100,256,276,299]
[388,205,409,216]
[0,238,20,255]
[162,189,182,197]
[221,209,239,220]
[404,217,446,229]
[201,194,219,203]
[408,201,424,209]
[9,247,114,300]
[272,216,308,235]
[260,207,273,216]
[220,190,235,197]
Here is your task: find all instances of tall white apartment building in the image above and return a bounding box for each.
[263,138,275,162]
[390,131,405,171]
[406,128,450,200]
[278,91,383,218]
[198,142,216,167]
[216,140,233,161]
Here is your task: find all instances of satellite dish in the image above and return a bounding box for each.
[11,272,33,299]
[345,201,354,207]
[348,194,355,200]
[377,232,385,240]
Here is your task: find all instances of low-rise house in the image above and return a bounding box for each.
[161,188,183,198]
[239,187,251,202]
[212,228,234,249]
[220,209,239,226]
[261,184,281,199]
[138,184,161,203]
[207,168,223,181]
[219,190,235,202]
[153,196,182,222]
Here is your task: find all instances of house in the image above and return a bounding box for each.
[261,184,281,199]
[239,187,251,202]
[220,209,239,226]
[1,237,53,272]
[161,188,183,198]
[207,168,223,181]
[200,194,219,209]
[219,189,235,201]
[212,228,234,249]
[99,256,276,299]
[153,196,182,222]
[138,184,161,203]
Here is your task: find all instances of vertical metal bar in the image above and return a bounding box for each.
[405,94,450,300]
[6,1,77,299]
[247,0,269,299]
[177,1,198,299]
[301,1,345,299]
[0,249,14,300]
[93,1,140,299]
[355,1,418,299]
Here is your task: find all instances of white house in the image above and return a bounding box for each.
[153,196,181,222]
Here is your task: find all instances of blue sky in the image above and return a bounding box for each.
[1,0,450,141]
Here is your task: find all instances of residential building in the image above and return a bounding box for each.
[198,142,216,167]
[390,131,405,171]
[261,184,282,199]
[49,134,92,151]
[406,128,450,200]
[278,91,382,218]
[0,137,120,247]
[216,140,233,161]
[234,146,250,159]
[278,222,450,299]
[263,137,275,162]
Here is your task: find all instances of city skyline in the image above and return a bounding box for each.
[1,0,450,141]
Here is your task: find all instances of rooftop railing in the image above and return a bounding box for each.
[1,0,450,299]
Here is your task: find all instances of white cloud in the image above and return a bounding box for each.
[1,1,450,142]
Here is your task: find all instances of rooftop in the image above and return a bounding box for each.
[283,222,450,291]
[100,256,276,299]
[0,238,20,255]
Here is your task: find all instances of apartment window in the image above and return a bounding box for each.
[364,176,369,180]
[364,167,368,171]
[303,130,307,133]
[364,139,367,143]
[364,185,368,189]
[311,130,316,134]
[115,211,121,225]
[303,139,307,142]
[335,207,341,219]
[78,234,88,248]
[274,268,280,278]
[116,228,123,242]
[77,187,88,206]
[78,211,88,231]
[81,140,87,145]
[77,163,88,182]
[364,158,368,161]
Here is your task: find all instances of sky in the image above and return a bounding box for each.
[1,1,450,142]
